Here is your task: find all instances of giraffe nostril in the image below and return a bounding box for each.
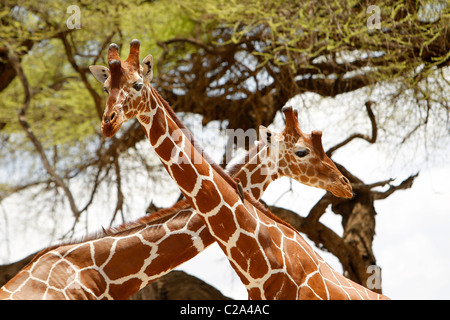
[110,112,116,122]
[340,176,350,185]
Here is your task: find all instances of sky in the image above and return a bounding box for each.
[1,88,449,300]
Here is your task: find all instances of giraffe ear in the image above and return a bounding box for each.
[142,54,153,82]
[89,65,110,84]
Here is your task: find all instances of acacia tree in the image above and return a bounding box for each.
[0,0,449,298]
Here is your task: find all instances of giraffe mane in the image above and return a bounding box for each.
[84,199,193,239]
[26,245,61,265]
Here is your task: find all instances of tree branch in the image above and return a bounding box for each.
[59,32,103,120]
[158,37,216,54]
[373,173,419,200]
[109,155,125,226]
[326,101,377,156]
[304,193,334,225]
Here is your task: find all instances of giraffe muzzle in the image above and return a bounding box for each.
[101,110,122,137]
[332,177,353,198]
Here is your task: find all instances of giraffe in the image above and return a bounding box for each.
[87,39,388,300]
[0,105,352,300]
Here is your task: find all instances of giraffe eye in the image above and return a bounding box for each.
[103,87,109,94]
[133,82,144,91]
[295,149,310,158]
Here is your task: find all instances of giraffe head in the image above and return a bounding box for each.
[259,106,353,198]
[89,40,153,137]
